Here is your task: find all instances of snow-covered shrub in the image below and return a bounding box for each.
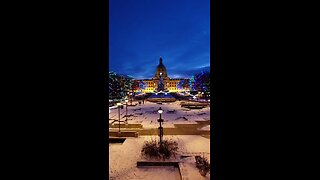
[141,139,159,158]
[160,139,179,159]
[195,155,210,176]
[141,139,179,160]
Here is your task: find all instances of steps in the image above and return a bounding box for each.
[109,131,138,137]
[109,123,143,128]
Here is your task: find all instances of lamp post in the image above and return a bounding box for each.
[117,102,122,136]
[157,107,164,146]
[130,92,133,105]
[125,99,128,124]
[127,92,129,104]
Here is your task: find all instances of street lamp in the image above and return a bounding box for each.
[157,107,164,146]
[117,102,122,136]
[129,92,133,105]
[125,99,128,124]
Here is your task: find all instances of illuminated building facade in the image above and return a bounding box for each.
[136,57,190,93]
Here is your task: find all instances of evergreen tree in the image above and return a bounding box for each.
[177,79,190,90]
[131,80,140,92]
[194,71,210,93]
[109,71,134,100]
[109,71,122,100]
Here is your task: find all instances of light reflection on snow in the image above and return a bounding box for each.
[109,100,210,128]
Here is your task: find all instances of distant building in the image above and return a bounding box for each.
[135,57,190,93]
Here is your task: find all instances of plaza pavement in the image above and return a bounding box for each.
[109,120,210,136]
[109,100,210,137]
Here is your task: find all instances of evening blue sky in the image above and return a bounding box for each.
[109,0,210,79]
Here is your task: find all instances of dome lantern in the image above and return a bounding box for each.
[155,57,167,78]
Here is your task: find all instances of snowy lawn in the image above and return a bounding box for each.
[109,135,210,180]
[109,101,210,128]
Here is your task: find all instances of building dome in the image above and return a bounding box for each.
[155,57,168,78]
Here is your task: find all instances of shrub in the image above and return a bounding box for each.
[141,139,179,160]
[195,155,210,176]
[160,139,179,159]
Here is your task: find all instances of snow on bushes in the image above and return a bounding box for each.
[141,138,179,160]
[195,155,210,176]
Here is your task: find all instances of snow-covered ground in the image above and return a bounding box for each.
[199,125,210,131]
[109,100,210,128]
[109,135,210,180]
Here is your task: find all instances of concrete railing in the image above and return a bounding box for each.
[109,131,138,137]
[109,123,143,128]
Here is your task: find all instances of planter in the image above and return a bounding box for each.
[109,137,126,143]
